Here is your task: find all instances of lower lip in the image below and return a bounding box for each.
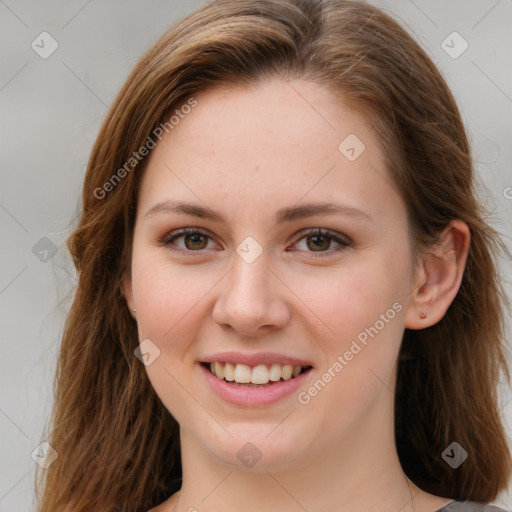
[199,363,312,407]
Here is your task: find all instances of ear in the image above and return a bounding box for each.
[121,271,137,319]
[405,219,470,330]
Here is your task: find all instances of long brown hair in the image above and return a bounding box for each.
[35,1,511,510]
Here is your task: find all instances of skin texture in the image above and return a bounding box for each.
[123,78,469,512]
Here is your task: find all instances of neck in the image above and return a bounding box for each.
[172,398,434,512]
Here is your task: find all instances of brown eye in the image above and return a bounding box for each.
[306,234,332,251]
[182,232,208,250]
[160,228,217,254]
[291,228,351,258]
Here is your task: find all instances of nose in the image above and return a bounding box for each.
[211,250,291,337]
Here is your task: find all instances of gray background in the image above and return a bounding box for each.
[1,0,511,510]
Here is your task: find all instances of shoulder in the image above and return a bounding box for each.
[437,501,510,512]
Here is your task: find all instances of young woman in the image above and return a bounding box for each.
[35,1,511,511]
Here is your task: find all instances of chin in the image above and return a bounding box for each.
[192,420,316,473]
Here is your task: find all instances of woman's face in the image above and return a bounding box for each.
[126,78,419,472]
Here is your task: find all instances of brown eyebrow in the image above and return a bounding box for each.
[143,200,372,224]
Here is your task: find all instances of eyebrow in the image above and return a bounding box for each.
[143,200,372,224]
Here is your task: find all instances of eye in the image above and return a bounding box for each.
[290,228,351,258]
[158,227,351,258]
[159,228,218,254]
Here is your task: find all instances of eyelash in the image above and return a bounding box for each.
[158,227,352,259]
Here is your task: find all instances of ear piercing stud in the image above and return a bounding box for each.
[132,308,137,312]
[419,312,427,319]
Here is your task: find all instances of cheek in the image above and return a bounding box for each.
[130,251,217,424]
[132,250,215,344]
[292,295,404,442]
[290,252,408,349]
[289,248,409,409]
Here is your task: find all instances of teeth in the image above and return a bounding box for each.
[208,362,307,384]
[269,364,282,382]
[251,364,269,384]
[234,364,252,383]
[214,361,224,379]
[224,362,235,381]
[281,365,293,380]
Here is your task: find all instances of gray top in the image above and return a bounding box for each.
[436,502,509,512]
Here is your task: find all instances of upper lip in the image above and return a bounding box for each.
[201,351,313,368]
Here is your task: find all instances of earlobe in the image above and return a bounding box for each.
[405,220,470,330]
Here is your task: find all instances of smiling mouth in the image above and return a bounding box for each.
[201,361,313,387]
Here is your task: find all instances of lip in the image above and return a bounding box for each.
[202,351,313,367]
[198,361,313,407]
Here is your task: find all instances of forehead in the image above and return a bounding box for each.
[161,79,366,167]
[138,78,403,224]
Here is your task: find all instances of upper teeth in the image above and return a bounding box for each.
[209,362,303,384]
